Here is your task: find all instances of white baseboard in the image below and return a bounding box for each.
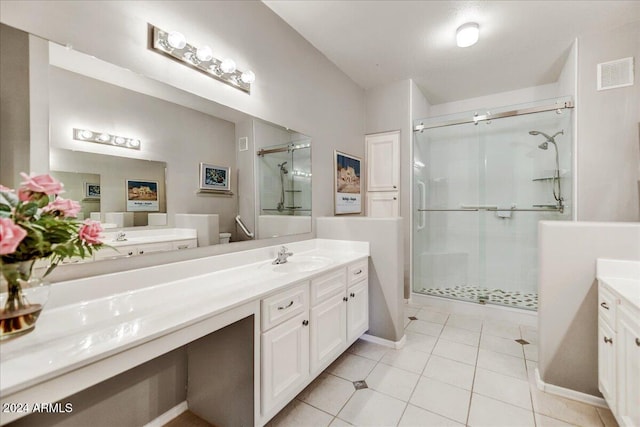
[534,368,608,408]
[361,333,406,349]
[143,401,188,427]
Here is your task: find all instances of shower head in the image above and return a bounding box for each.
[538,141,548,150]
[277,161,288,174]
[529,130,564,142]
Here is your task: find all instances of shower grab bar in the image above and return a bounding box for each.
[460,204,498,210]
[235,215,255,239]
[417,181,426,230]
[417,206,564,213]
[413,100,574,132]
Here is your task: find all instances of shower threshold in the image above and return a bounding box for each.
[415,285,537,311]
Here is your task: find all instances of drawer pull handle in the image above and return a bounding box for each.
[127,251,134,256]
[600,302,609,310]
[636,338,640,347]
[139,250,144,255]
[302,320,309,326]
[350,292,355,298]
[343,297,349,302]
[278,301,294,310]
[604,337,613,344]
[354,269,363,275]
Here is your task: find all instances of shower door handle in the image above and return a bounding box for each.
[417,181,426,230]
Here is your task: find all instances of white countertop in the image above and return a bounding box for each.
[0,239,369,401]
[597,258,640,308]
[101,227,197,247]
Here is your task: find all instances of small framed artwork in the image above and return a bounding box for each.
[84,182,101,200]
[334,150,362,215]
[126,179,159,211]
[199,163,231,192]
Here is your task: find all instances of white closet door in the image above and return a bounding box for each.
[367,192,399,217]
[366,131,400,192]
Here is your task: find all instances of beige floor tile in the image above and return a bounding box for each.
[297,373,355,416]
[403,331,437,354]
[432,338,478,366]
[416,308,450,324]
[477,348,527,380]
[523,343,538,362]
[365,362,420,401]
[406,319,444,337]
[423,355,475,390]
[347,339,389,361]
[596,407,618,427]
[440,325,481,346]
[409,377,471,424]
[482,319,521,339]
[472,367,532,410]
[404,317,411,328]
[534,412,578,426]
[520,325,538,344]
[327,353,377,382]
[525,360,538,386]
[446,314,483,332]
[380,347,431,374]
[267,399,333,427]
[468,393,535,427]
[399,404,464,427]
[480,333,525,358]
[328,417,353,427]
[531,388,604,426]
[337,389,406,426]
[405,307,420,318]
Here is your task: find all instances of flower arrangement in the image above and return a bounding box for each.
[0,173,104,339]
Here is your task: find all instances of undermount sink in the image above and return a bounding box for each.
[263,255,333,273]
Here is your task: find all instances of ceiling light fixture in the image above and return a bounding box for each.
[456,22,479,48]
[150,24,255,94]
[73,128,141,150]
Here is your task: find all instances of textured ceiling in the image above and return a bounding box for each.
[263,1,640,104]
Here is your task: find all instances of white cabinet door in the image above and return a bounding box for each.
[261,312,310,414]
[598,318,616,407]
[347,280,369,343]
[136,242,173,255]
[367,192,399,217]
[366,131,399,192]
[616,304,640,426]
[310,293,347,375]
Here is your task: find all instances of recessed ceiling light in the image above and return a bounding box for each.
[456,22,479,48]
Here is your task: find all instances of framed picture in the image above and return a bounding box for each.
[334,150,362,215]
[84,182,101,200]
[199,163,231,192]
[126,179,159,211]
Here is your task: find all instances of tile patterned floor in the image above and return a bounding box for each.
[267,304,617,427]
[415,286,538,310]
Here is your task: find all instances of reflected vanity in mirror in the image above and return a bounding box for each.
[0,22,312,266]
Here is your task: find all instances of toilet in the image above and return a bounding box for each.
[219,232,231,244]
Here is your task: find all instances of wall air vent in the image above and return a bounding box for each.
[597,57,634,91]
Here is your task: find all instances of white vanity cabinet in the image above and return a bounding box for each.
[94,239,197,260]
[597,279,640,427]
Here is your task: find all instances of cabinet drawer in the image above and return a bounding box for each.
[262,282,309,332]
[598,282,617,328]
[347,259,368,285]
[94,246,136,260]
[137,242,173,255]
[311,269,346,306]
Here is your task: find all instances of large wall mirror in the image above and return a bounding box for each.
[0,23,312,267]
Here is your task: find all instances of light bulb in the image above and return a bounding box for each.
[220,58,236,74]
[167,31,186,49]
[196,45,213,62]
[456,23,479,48]
[113,136,126,145]
[79,129,93,139]
[240,70,256,84]
[97,133,111,142]
[128,139,140,148]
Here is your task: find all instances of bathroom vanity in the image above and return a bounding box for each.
[597,259,640,427]
[0,239,369,426]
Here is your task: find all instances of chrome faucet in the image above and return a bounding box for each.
[115,231,127,241]
[272,246,293,265]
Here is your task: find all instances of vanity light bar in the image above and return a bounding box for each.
[73,128,141,150]
[149,25,255,94]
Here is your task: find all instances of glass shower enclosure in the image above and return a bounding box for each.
[412,99,573,310]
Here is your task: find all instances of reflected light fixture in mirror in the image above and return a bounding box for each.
[73,128,141,150]
[150,25,256,93]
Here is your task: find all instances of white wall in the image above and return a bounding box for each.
[576,21,640,221]
[0,1,366,224]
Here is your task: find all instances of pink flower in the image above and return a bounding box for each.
[0,185,13,192]
[0,217,27,255]
[78,220,103,245]
[43,197,82,218]
[19,173,63,196]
